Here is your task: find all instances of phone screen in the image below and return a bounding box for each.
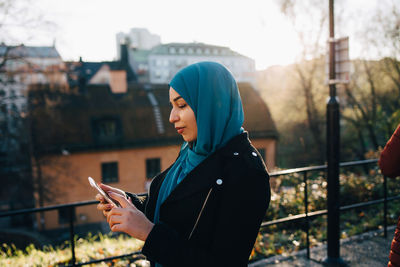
[88,177,120,207]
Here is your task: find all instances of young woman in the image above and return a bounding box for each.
[96,61,271,267]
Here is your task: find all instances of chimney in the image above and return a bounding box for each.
[120,43,128,66]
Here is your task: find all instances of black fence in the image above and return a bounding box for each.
[1,158,398,266]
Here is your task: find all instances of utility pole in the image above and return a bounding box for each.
[325,0,345,265]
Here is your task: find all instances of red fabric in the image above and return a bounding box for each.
[395,228,400,242]
[381,125,400,267]
[379,124,400,178]
[388,217,400,267]
[392,238,400,256]
[389,249,400,267]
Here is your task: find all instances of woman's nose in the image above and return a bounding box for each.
[169,109,179,123]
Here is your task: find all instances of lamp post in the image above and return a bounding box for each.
[325,0,345,265]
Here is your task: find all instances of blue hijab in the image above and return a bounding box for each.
[153,62,244,226]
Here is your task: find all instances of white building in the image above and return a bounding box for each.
[146,42,255,84]
[115,28,256,85]
[116,28,161,58]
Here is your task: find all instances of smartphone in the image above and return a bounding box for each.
[88,177,120,207]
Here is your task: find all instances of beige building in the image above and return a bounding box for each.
[29,82,277,229]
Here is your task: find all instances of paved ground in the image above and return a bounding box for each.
[249,226,395,267]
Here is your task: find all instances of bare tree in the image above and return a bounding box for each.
[340,0,400,158]
[0,0,59,228]
[275,0,329,164]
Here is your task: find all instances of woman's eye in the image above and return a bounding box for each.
[178,104,187,109]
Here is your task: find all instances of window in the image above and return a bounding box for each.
[146,158,161,179]
[257,148,266,161]
[59,207,76,224]
[92,117,122,143]
[155,70,162,79]
[97,119,117,138]
[101,162,119,183]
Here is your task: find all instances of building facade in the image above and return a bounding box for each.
[147,43,256,84]
[29,82,277,230]
[115,28,256,85]
[0,44,66,111]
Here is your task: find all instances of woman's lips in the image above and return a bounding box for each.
[176,127,185,134]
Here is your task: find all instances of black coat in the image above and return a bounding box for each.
[128,132,271,267]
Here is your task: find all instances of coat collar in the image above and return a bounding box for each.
[157,132,251,205]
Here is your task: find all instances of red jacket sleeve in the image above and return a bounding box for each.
[379,124,400,178]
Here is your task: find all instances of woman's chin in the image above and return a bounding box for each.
[182,136,196,143]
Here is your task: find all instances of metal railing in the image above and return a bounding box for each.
[262,158,397,260]
[1,159,397,266]
[0,195,147,266]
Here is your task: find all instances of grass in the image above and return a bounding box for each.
[0,232,145,267]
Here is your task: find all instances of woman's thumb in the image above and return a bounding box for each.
[109,192,130,208]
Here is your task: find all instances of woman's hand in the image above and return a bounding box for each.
[106,192,154,241]
[96,183,127,217]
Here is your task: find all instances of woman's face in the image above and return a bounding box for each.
[169,87,197,142]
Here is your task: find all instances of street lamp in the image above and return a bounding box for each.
[324,0,346,265]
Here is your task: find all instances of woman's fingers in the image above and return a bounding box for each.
[99,183,123,194]
[109,192,133,209]
[98,183,115,191]
[106,207,123,223]
[95,194,105,203]
[97,202,112,211]
[108,214,122,226]
[111,223,123,232]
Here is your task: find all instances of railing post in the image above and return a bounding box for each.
[384,175,388,238]
[303,171,310,259]
[69,206,76,266]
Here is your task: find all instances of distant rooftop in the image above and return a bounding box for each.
[149,42,246,58]
[0,44,61,58]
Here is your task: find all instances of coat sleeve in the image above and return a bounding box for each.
[141,169,270,267]
[125,192,148,213]
[379,124,400,178]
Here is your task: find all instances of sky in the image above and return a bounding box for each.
[7,0,387,70]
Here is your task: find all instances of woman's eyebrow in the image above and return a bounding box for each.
[172,96,182,102]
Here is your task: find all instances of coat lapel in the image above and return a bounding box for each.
[162,152,224,204]
[147,133,249,218]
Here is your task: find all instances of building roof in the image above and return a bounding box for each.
[149,42,247,58]
[28,82,277,155]
[0,45,61,58]
[65,59,137,89]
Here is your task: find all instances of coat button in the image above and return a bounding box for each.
[216,179,223,185]
[233,152,239,156]
[252,152,257,157]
